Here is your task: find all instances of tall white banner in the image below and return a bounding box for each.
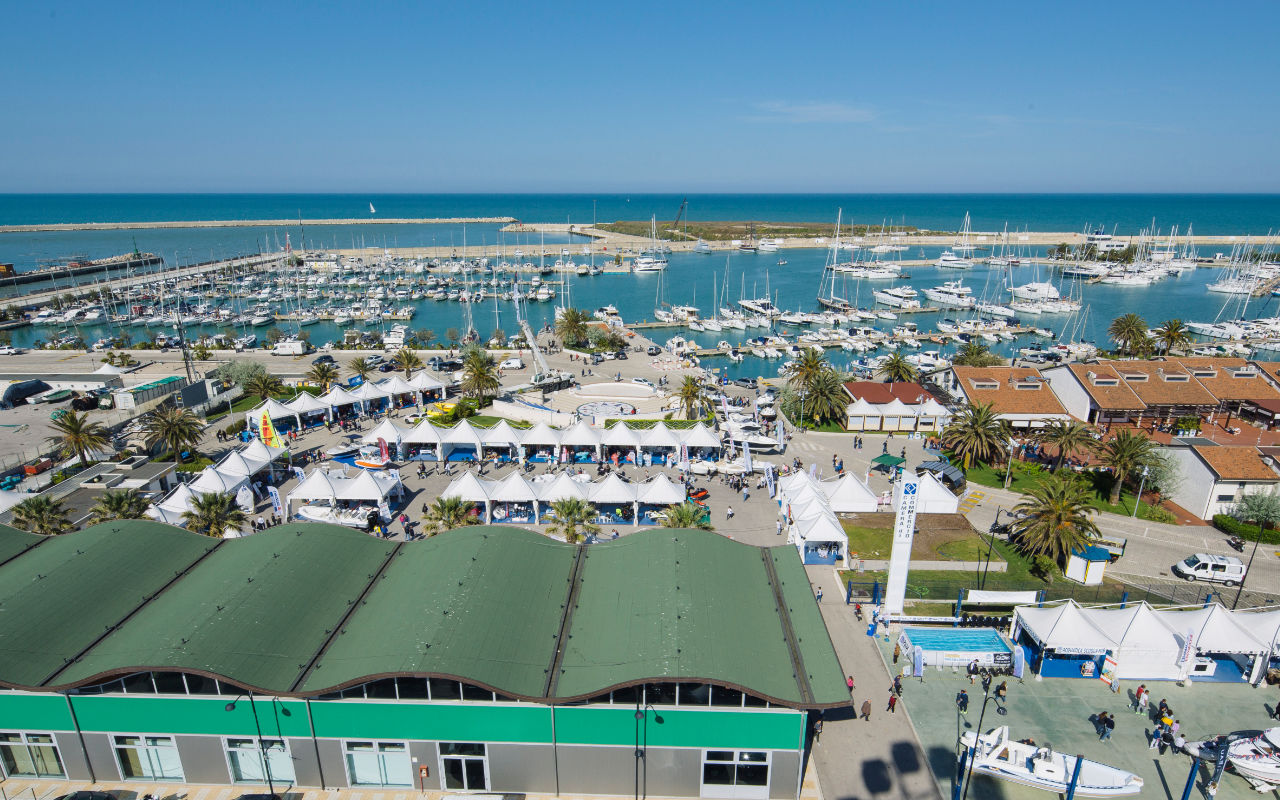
[884,476,919,614]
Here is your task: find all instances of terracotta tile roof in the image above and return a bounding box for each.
[1250,361,1280,387]
[1096,361,1218,407]
[842,382,935,405]
[1166,358,1280,403]
[951,366,1068,416]
[1192,445,1280,482]
[1064,363,1146,410]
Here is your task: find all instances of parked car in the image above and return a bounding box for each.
[0,345,22,355]
[377,362,396,372]
[312,354,336,366]
[733,377,758,389]
[54,792,116,800]
[632,377,654,388]
[365,353,385,365]
[500,357,525,370]
[614,350,628,360]
[1172,553,1246,586]
[646,345,661,356]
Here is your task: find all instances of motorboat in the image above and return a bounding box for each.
[353,444,391,470]
[325,437,363,458]
[937,250,974,269]
[1185,728,1280,790]
[960,726,1143,797]
[296,503,382,529]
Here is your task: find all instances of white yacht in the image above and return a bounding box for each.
[632,255,667,272]
[937,250,974,269]
[1009,282,1061,301]
[693,240,713,254]
[922,280,975,308]
[738,298,782,318]
[961,726,1142,797]
[872,286,921,308]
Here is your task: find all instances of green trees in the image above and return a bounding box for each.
[89,489,150,523]
[445,328,461,351]
[952,342,1004,368]
[1033,420,1097,472]
[676,376,709,420]
[423,497,480,534]
[460,345,501,402]
[1229,493,1280,606]
[10,496,74,535]
[142,406,204,464]
[661,502,714,530]
[785,349,848,429]
[47,410,110,468]
[244,371,285,400]
[545,497,600,543]
[877,352,920,383]
[941,402,1008,470]
[348,357,375,383]
[1011,473,1100,564]
[555,308,591,348]
[392,348,424,377]
[1096,429,1158,505]
[413,329,436,348]
[182,491,249,538]
[1154,319,1191,355]
[307,361,339,390]
[1107,313,1150,356]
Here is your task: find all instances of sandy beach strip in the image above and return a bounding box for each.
[0,217,518,233]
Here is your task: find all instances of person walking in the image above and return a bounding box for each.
[815,586,823,602]
[887,693,897,714]
[956,690,969,716]
[812,716,824,742]
[893,643,901,664]
[1132,684,1147,714]
[1099,712,1115,741]
[860,699,872,722]
[1137,691,1149,717]
[725,505,734,519]
[846,675,856,696]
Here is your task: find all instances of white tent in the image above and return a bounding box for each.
[490,472,539,503]
[878,398,915,431]
[520,422,562,449]
[337,469,400,502]
[478,420,524,449]
[286,469,342,507]
[641,422,682,449]
[241,437,288,464]
[188,467,248,496]
[146,504,188,525]
[821,474,879,513]
[792,513,848,563]
[560,419,602,449]
[915,397,951,428]
[408,372,447,392]
[1157,605,1269,655]
[441,471,495,509]
[94,363,126,375]
[590,473,638,504]
[155,483,197,514]
[1234,609,1280,657]
[1013,601,1116,656]
[679,422,722,450]
[1087,603,1185,680]
[362,418,411,446]
[637,474,686,506]
[286,392,333,417]
[441,421,484,458]
[349,382,391,403]
[243,398,299,431]
[403,421,444,444]
[893,470,959,514]
[845,397,881,431]
[601,422,642,448]
[376,376,417,396]
[215,451,262,478]
[320,386,358,408]
[537,472,588,503]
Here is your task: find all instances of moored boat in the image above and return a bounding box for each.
[960,726,1143,797]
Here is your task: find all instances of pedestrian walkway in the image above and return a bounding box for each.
[956,489,985,514]
[805,565,943,800]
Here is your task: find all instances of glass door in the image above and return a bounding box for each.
[0,733,65,778]
[343,741,411,787]
[700,750,770,800]
[439,742,488,791]
[113,735,183,781]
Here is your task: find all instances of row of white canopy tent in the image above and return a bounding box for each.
[285,467,404,519]
[777,472,878,566]
[359,418,723,463]
[845,395,951,432]
[1014,599,1280,682]
[147,438,289,532]
[441,471,687,525]
[245,374,448,430]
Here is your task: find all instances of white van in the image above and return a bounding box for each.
[1172,553,1246,586]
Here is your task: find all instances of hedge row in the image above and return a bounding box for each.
[1212,514,1280,545]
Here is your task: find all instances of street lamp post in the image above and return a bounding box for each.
[1131,465,1149,518]
[1003,440,1016,489]
[634,702,663,800]
[958,684,1004,800]
[225,692,277,799]
[1233,531,1265,610]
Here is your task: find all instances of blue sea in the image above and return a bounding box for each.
[1,193,1278,380]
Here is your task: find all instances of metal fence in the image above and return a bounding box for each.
[846,577,1279,611]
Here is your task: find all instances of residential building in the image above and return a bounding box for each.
[842,381,950,432]
[1043,361,1218,426]
[0,522,846,798]
[1163,443,1280,520]
[941,366,1072,429]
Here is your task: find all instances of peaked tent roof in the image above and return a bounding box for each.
[520,422,562,447]
[349,382,391,402]
[188,467,248,496]
[601,422,642,447]
[1014,601,1116,653]
[240,438,288,463]
[320,386,358,406]
[642,422,682,448]
[537,472,588,502]
[247,398,298,421]
[216,452,262,478]
[795,514,845,544]
[821,474,878,513]
[590,473,638,504]
[478,420,524,447]
[402,421,444,444]
[1234,609,1280,654]
[375,376,417,395]
[362,418,411,445]
[489,472,539,503]
[679,422,722,449]
[337,469,399,501]
[441,471,494,503]
[1087,603,1182,653]
[1157,605,1269,654]
[408,372,447,391]
[155,483,197,512]
[286,469,342,503]
[559,419,601,447]
[637,474,686,505]
[441,421,484,447]
[286,392,334,415]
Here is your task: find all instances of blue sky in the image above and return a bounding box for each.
[2,1,1277,192]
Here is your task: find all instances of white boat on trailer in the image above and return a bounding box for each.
[1185,727,1280,791]
[960,726,1143,797]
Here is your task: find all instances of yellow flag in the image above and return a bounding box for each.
[260,412,286,450]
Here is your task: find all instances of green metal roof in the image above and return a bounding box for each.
[0,524,42,564]
[0,522,847,708]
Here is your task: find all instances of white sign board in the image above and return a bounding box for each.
[884,476,919,614]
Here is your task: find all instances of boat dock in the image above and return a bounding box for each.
[685,324,1045,359]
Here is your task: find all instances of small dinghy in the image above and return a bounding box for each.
[325,438,361,458]
[1185,727,1280,791]
[960,726,1143,797]
[353,444,390,470]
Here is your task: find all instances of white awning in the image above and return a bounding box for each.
[601,422,642,447]
[362,418,411,445]
[240,438,288,463]
[287,469,342,503]
[1013,601,1116,655]
[408,372,447,391]
[559,420,601,447]
[441,471,494,503]
[537,472,588,502]
[337,469,399,501]
[441,421,484,447]
[402,421,444,444]
[215,452,262,477]
[1157,605,1269,655]
[589,473,638,504]
[188,467,248,496]
[489,472,539,503]
[320,386,358,406]
[637,474,686,505]
[349,382,391,402]
[820,474,878,513]
[286,392,333,415]
[375,376,417,395]
[679,422,722,449]
[478,420,524,447]
[641,422,681,448]
[520,422,562,447]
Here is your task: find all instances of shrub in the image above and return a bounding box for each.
[1029,555,1057,583]
[223,419,248,437]
[1213,514,1280,544]
[1139,505,1178,524]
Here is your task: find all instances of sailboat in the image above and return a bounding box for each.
[369,202,377,214]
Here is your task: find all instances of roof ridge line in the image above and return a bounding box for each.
[543,543,588,698]
[760,550,814,705]
[0,532,51,570]
[288,542,403,694]
[41,537,227,687]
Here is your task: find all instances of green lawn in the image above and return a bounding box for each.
[206,388,313,422]
[965,462,1176,523]
[469,415,532,429]
[842,522,994,562]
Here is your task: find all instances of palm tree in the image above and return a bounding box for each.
[10,496,74,535]
[182,491,249,538]
[1154,319,1191,355]
[1107,313,1148,356]
[142,406,204,464]
[307,361,339,391]
[89,489,150,523]
[661,502,714,530]
[941,402,1008,470]
[555,308,591,348]
[877,352,919,383]
[244,371,284,401]
[805,367,849,427]
[546,497,599,543]
[1033,420,1096,472]
[348,357,374,383]
[47,410,110,468]
[1096,429,1158,505]
[1229,492,1280,607]
[423,496,480,534]
[952,342,1004,368]
[392,348,423,377]
[460,346,500,401]
[676,376,709,420]
[785,348,827,394]
[1011,473,1100,564]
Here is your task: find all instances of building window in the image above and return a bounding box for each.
[0,732,65,778]
[1217,494,1236,503]
[344,741,411,787]
[701,750,771,799]
[225,738,295,785]
[114,735,183,781]
[439,743,488,791]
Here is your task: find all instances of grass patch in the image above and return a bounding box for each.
[966,462,1180,523]
[841,518,997,562]
[469,415,532,429]
[902,602,958,617]
[173,456,214,473]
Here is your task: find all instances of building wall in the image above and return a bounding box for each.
[1165,447,1215,519]
[0,691,808,798]
[1041,368,1093,422]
